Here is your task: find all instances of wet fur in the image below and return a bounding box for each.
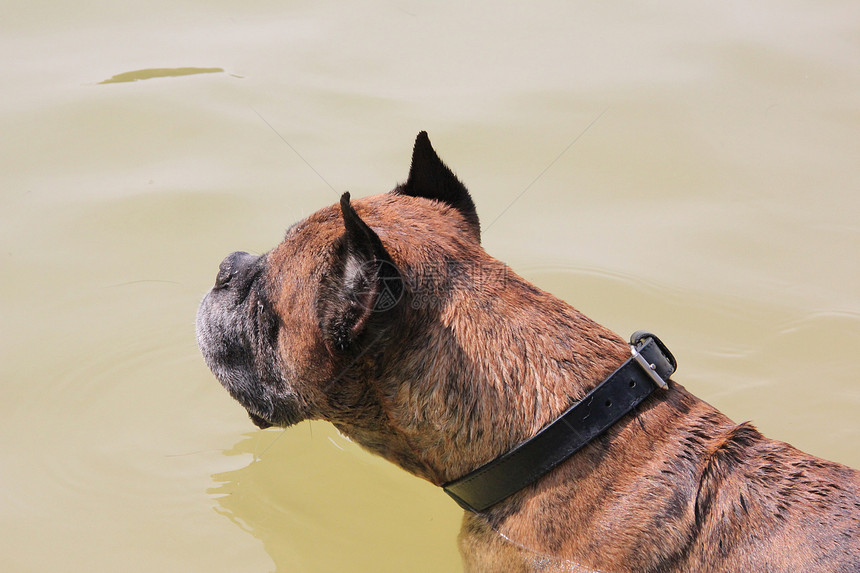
[197,133,860,572]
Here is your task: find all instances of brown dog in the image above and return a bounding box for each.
[196,133,859,572]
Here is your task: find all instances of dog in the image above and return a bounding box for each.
[196,132,859,572]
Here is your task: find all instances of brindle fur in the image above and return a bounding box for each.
[197,132,860,572]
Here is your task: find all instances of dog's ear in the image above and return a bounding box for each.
[395,131,480,241]
[317,193,403,353]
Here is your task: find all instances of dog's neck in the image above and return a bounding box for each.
[342,260,634,486]
[432,271,633,482]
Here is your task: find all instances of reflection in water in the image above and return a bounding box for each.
[98,67,224,84]
[209,425,464,572]
[209,433,293,568]
[210,430,605,572]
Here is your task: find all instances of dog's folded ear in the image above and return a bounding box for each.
[317,193,404,353]
[395,131,480,241]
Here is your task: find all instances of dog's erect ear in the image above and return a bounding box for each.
[317,193,403,353]
[395,131,480,241]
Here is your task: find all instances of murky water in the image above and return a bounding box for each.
[2,1,859,571]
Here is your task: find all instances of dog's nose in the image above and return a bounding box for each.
[214,251,260,289]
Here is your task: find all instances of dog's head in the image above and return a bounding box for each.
[196,133,486,479]
[196,132,626,483]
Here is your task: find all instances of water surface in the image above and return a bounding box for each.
[2,1,858,571]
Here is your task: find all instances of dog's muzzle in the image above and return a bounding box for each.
[196,251,300,429]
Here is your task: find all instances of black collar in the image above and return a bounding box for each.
[442,332,677,513]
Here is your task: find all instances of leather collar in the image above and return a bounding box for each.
[442,332,677,513]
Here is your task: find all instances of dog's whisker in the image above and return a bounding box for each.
[251,108,339,195]
[254,427,289,459]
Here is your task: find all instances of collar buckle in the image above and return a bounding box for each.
[629,331,675,390]
[630,346,669,389]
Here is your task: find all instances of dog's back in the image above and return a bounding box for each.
[683,422,859,571]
